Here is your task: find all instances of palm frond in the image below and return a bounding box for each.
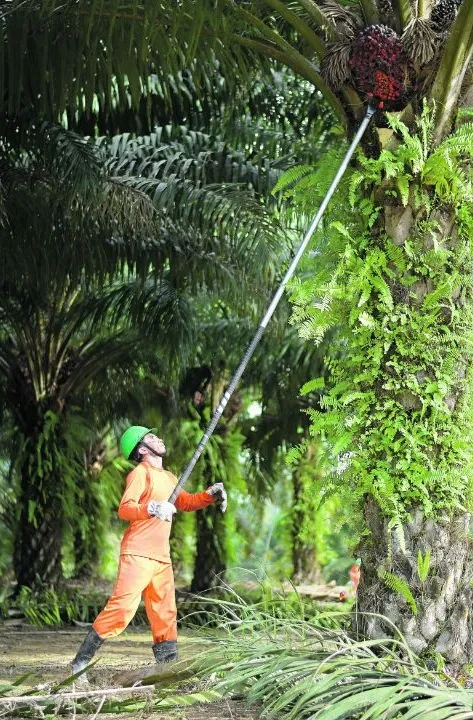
[0,0,272,121]
[322,40,353,88]
[1,116,288,293]
[235,34,348,127]
[264,0,328,55]
[0,124,157,286]
[293,0,343,41]
[393,0,412,29]
[38,122,103,193]
[101,126,283,196]
[358,0,380,25]
[80,276,195,343]
[319,0,362,37]
[100,128,287,287]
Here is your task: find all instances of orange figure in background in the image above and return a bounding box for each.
[339,560,361,601]
[349,562,361,590]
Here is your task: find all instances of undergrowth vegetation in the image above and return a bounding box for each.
[1,581,350,630]
[3,595,473,719]
[196,600,473,720]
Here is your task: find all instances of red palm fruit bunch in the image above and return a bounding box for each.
[349,25,412,108]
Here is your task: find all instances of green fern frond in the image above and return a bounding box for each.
[386,532,393,565]
[417,549,431,583]
[381,571,418,615]
[300,377,326,395]
[396,175,410,206]
[272,164,315,195]
[384,239,407,272]
[388,517,407,555]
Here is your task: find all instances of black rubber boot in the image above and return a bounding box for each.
[152,639,178,664]
[71,628,104,682]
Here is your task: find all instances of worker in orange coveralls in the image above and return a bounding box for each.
[71,426,227,679]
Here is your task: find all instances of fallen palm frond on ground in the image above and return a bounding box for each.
[193,598,473,720]
[0,682,222,718]
[0,656,221,718]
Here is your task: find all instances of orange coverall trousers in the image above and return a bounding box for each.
[93,555,177,642]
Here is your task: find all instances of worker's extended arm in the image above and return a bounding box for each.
[175,488,215,512]
[175,483,227,513]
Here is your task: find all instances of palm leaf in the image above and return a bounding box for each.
[393,0,412,29]
[100,129,286,284]
[357,0,380,24]
[0,0,264,119]
[196,609,473,720]
[235,35,348,127]
[295,0,342,40]
[38,122,103,193]
[263,0,328,56]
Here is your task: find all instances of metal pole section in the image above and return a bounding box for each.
[168,104,375,504]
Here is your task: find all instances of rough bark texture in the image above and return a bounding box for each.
[356,497,473,662]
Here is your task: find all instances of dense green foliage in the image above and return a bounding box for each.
[0,28,348,593]
[3,0,473,672]
[285,106,473,521]
[3,0,473,707]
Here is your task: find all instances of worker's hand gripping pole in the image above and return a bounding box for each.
[168,105,376,505]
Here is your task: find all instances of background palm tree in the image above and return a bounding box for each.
[242,325,331,584]
[0,118,285,589]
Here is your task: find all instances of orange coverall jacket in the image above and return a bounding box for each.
[118,462,215,563]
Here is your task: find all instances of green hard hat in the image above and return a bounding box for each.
[120,425,156,460]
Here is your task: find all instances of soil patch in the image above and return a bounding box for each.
[0,625,258,718]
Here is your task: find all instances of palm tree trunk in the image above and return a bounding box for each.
[354,193,473,662]
[13,458,65,588]
[191,502,226,593]
[356,497,473,662]
[292,464,324,585]
[292,543,323,585]
[12,409,75,589]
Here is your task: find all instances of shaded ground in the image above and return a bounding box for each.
[0,625,258,718]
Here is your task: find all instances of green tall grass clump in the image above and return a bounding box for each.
[194,594,473,720]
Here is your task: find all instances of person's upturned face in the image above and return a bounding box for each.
[143,432,166,457]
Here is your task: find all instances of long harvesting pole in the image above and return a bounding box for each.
[168,104,376,505]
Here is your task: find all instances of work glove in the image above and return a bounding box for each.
[206,482,227,513]
[148,500,176,522]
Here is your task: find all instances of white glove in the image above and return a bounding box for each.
[147,500,176,522]
[206,482,227,513]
